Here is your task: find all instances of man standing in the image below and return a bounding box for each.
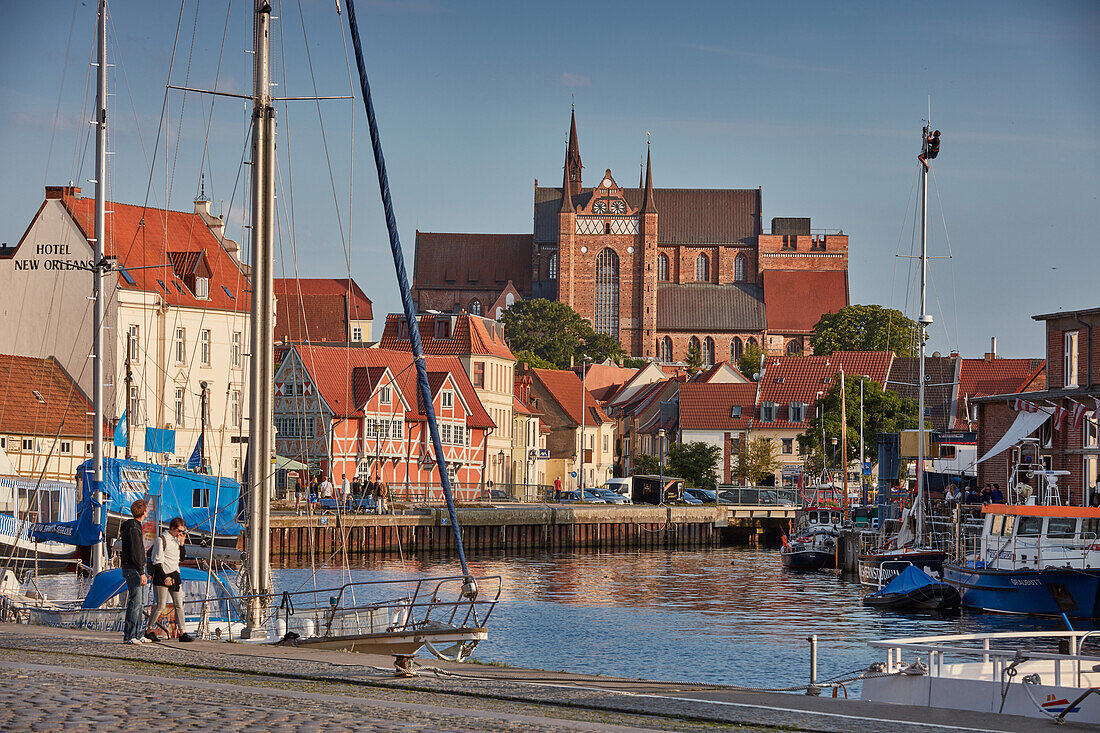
[121,499,149,644]
[341,473,351,502]
[320,473,334,500]
[553,476,563,503]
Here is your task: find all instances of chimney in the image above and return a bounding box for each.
[45,185,81,199]
[984,336,998,362]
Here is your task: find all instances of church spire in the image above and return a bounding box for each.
[559,144,574,213]
[566,105,582,191]
[641,145,657,213]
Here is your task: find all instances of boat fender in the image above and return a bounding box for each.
[274,618,286,638]
[300,618,315,637]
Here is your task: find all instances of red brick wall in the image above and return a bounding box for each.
[976,401,1017,490]
[757,234,848,276]
[1044,313,1100,389]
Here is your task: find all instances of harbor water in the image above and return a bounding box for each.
[274,546,1082,691]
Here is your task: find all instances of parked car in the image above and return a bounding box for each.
[603,478,633,503]
[558,489,607,504]
[683,487,717,504]
[594,488,630,504]
[483,489,514,502]
[678,493,703,505]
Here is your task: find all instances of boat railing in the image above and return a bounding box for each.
[869,630,1100,690]
[952,529,1100,569]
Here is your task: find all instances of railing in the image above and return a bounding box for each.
[952,530,1099,570]
[716,486,798,506]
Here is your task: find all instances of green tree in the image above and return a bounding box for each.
[621,356,648,369]
[684,342,703,376]
[734,438,781,486]
[666,441,721,489]
[810,304,920,357]
[798,375,920,474]
[511,349,558,370]
[738,343,765,379]
[633,453,660,475]
[501,299,623,369]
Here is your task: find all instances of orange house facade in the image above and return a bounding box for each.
[274,345,493,501]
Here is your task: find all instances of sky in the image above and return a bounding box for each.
[1,0,1097,359]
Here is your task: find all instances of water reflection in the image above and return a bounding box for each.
[275,547,1085,689]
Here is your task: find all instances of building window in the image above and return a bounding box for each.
[787,340,800,356]
[175,328,185,364]
[594,248,620,339]
[231,390,241,428]
[789,402,806,422]
[731,337,743,361]
[351,325,363,342]
[761,402,777,422]
[659,337,672,363]
[193,485,210,509]
[730,405,742,418]
[380,385,391,405]
[200,329,211,366]
[22,438,33,452]
[469,299,482,316]
[473,361,485,388]
[548,252,558,280]
[657,252,669,281]
[60,441,72,454]
[435,318,452,340]
[442,391,453,409]
[0,437,4,450]
[703,337,715,367]
[689,336,701,361]
[127,325,139,362]
[231,332,241,367]
[195,276,210,299]
[695,254,709,282]
[1065,331,1079,388]
[734,253,746,282]
[782,438,793,454]
[747,337,758,350]
[175,388,185,427]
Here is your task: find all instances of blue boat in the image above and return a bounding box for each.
[863,564,960,611]
[944,504,1100,619]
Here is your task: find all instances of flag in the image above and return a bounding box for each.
[187,434,203,471]
[112,409,127,447]
[1052,406,1068,431]
[1070,402,1088,431]
[1014,399,1038,413]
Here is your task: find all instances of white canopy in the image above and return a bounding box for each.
[975,407,1052,464]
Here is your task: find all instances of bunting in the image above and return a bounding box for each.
[1013,398,1039,413]
[1051,406,1068,431]
[1070,401,1088,431]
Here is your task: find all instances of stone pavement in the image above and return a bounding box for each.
[0,624,1080,733]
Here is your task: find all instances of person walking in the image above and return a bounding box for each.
[145,517,194,642]
[553,476,563,503]
[120,500,149,644]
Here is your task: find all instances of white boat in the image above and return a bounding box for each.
[0,476,79,571]
[861,629,1100,723]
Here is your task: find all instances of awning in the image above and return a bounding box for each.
[274,455,308,471]
[975,408,1051,464]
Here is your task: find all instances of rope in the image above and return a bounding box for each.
[343,0,471,579]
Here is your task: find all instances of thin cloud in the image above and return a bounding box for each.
[561,72,592,88]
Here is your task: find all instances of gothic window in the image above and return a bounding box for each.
[689,336,701,360]
[469,298,482,315]
[660,337,672,363]
[734,253,746,282]
[548,252,558,280]
[594,248,620,339]
[731,337,743,361]
[747,337,758,350]
[786,340,800,355]
[695,254,709,282]
[657,253,669,281]
[703,337,715,367]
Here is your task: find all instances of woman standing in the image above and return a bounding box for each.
[145,517,194,642]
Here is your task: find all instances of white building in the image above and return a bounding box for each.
[0,186,251,478]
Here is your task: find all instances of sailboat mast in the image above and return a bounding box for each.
[916,123,935,542]
[91,0,108,576]
[244,0,275,638]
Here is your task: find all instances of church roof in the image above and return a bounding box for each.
[656,283,766,332]
[534,186,760,245]
[414,232,532,292]
[274,278,373,344]
[762,270,848,334]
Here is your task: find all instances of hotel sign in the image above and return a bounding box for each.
[13,243,94,272]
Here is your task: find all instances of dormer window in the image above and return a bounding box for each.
[435,318,452,340]
[195,276,209,299]
[730,406,741,418]
[789,402,806,423]
[761,402,777,422]
[397,321,409,339]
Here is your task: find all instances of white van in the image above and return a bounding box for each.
[603,478,633,503]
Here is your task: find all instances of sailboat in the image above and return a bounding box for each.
[1,0,501,663]
[856,124,949,590]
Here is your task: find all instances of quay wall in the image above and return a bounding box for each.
[268,505,792,557]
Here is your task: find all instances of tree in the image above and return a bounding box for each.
[666,441,721,489]
[738,343,765,380]
[633,453,660,475]
[733,438,781,486]
[684,342,703,376]
[798,375,920,474]
[501,299,623,369]
[621,356,648,369]
[810,304,920,357]
[511,349,557,370]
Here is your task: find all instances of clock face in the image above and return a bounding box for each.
[602,178,612,188]
[592,200,608,214]
[609,199,627,215]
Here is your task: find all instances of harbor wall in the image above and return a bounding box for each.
[268,505,792,557]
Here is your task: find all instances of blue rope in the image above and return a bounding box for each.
[344,0,470,579]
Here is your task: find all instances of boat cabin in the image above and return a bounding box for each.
[976,505,1100,571]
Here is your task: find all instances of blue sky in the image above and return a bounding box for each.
[2,0,1097,358]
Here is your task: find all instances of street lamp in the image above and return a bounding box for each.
[579,354,591,501]
[658,428,666,506]
[830,436,838,477]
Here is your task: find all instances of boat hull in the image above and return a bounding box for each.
[857,550,946,588]
[0,514,77,572]
[290,626,488,656]
[944,563,1100,618]
[863,583,960,611]
[780,549,836,570]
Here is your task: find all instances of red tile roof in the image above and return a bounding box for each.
[38,188,250,312]
[762,270,848,333]
[530,368,611,425]
[274,278,373,344]
[954,357,1045,428]
[753,351,894,429]
[378,313,514,360]
[289,345,493,428]
[679,382,757,431]
[0,354,95,437]
[414,232,533,293]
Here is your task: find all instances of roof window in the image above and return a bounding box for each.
[32,390,45,404]
[222,285,236,300]
[730,405,742,418]
[118,267,136,285]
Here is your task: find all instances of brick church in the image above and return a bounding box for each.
[413,110,849,363]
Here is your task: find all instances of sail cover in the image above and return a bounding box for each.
[874,565,939,596]
[29,467,106,546]
[976,407,1052,464]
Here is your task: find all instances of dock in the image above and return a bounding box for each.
[0,623,1065,732]
[269,504,797,557]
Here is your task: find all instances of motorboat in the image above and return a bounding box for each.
[862,564,960,611]
[781,506,843,570]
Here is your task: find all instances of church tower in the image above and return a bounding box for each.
[640,147,658,357]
